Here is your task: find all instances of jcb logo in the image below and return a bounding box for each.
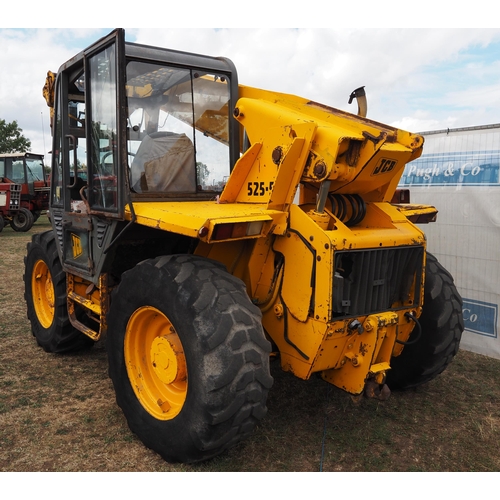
[372,158,397,176]
[71,234,83,259]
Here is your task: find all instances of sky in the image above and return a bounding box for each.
[2,23,500,164]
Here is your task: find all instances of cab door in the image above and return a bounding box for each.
[50,29,126,280]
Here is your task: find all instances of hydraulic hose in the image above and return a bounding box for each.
[396,312,422,346]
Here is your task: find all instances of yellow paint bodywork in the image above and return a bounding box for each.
[67,273,110,341]
[256,203,426,394]
[236,85,423,202]
[63,79,431,397]
[125,200,288,241]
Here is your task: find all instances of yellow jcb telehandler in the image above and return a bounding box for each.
[25,29,463,463]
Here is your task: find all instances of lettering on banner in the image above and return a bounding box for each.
[463,299,498,338]
[400,152,500,186]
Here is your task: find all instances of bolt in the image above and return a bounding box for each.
[272,147,283,165]
[313,161,326,178]
[274,304,284,319]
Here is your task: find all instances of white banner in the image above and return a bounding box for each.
[400,125,500,359]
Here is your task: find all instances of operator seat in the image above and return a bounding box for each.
[130,131,196,193]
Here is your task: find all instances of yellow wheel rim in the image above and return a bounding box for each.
[124,306,188,420]
[31,259,55,329]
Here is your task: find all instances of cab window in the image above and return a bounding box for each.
[126,61,231,194]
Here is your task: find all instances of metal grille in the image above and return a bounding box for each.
[332,246,424,318]
[9,184,21,209]
[96,220,108,248]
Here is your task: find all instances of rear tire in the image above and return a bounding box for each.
[107,255,273,463]
[11,207,34,232]
[24,230,94,352]
[387,253,464,390]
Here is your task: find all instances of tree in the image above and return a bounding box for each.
[0,119,31,154]
[196,161,211,188]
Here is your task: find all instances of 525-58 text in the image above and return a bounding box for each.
[247,181,274,196]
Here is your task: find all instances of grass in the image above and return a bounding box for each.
[1,217,500,472]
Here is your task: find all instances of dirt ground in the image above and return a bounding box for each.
[1,219,500,472]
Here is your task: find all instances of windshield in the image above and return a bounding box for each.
[26,158,45,182]
[126,60,231,194]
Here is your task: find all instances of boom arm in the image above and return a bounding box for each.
[228,85,424,209]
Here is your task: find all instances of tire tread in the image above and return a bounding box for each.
[107,254,273,463]
[387,253,463,390]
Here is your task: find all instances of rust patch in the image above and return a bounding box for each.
[359,342,368,356]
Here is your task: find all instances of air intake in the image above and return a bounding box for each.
[332,246,424,318]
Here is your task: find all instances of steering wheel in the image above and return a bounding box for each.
[100,151,135,173]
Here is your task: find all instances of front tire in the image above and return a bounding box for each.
[11,207,34,232]
[24,230,94,352]
[107,255,273,463]
[387,253,464,390]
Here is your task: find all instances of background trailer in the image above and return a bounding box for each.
[400,124,500,359]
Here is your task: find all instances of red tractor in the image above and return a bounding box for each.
[0,153,50,231]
